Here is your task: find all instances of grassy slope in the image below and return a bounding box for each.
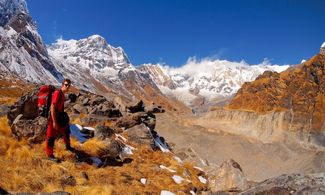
[0,116,207,194]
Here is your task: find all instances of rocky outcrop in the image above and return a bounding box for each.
[239,173,325,195]
[200,52,325,150]
[126,124,155,148]
[197,108,325,150]
[11,115,47,143]
[7,87,39,125]
[227,53,325,132]
[208,159,248,193]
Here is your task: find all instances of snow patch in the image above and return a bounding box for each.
[190,191,196,195]
[160,190,175,195]
[172,175,184,184]
[173,156,183,164]
[159,165,176,173]
[321,42,325,48]
[198,176,207,184]
[140,178,147,185]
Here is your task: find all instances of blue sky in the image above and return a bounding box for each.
[27,0,325,66]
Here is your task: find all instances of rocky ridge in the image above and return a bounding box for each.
[195,46,325,150]
[0,0,62,83]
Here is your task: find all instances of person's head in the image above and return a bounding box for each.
[61,78,71,93]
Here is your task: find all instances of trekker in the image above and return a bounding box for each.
[46,78,72,162]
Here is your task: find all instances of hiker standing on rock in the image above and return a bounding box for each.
[46,78,73,162]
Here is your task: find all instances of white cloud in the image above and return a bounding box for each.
[161,56,288,78]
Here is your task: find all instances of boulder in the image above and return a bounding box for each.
[11,116,47,143]
[113,96,127,112]
[146,105,164,114]
[7,88,38,124]
[240,173,325,195]
[90,105,121,117]
[126,124,154,148]
[115,113,143,129]
[72,104,88,114]
[89,96,107,106]
[80,114,108,126]
[143,116,156,130]
[209,159,248,193]
[94,125,116,139]
[82,98,90,105]
[126,100,144,113]
[97,138,124,159]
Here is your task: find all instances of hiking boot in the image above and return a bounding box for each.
[47,155,60,163]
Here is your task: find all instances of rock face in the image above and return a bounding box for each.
[228,54,325,133]
[208,159,248,193]
[199,53,325,150]
[0,0,62,83]
[240,173,325,195]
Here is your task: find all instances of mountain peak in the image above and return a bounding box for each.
[88,34,105,40]
[0,0,28,26]
[321,42,325,55]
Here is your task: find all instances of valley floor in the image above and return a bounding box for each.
[155,113,325,182]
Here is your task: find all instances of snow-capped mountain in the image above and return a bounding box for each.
[47,35,190,112]
[0,0,62,83]
[139,59,289,107]
[48,35,151,99]
[48,35,131,74]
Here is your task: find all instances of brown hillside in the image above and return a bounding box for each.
[227,53,325,132]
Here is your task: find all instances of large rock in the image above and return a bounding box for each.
[126,123,154,148]
[97,139,124,159]
[94,125,116,139]
[72,104,88,114]
[11,116,47,143]
[209,159,248,193]
[90,105,121,117]
[89,96,109,106]
[7,88,39,125]
[240,173,325,195]
[126,100,144,113]
[80,114,108,126]
[115,113,143,129]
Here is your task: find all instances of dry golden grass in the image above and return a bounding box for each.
[0,77,34,104]
[0,116,207,194]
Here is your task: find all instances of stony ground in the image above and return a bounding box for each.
[155,113,325,182]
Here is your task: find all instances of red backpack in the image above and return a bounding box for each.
[37,85,56,118]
